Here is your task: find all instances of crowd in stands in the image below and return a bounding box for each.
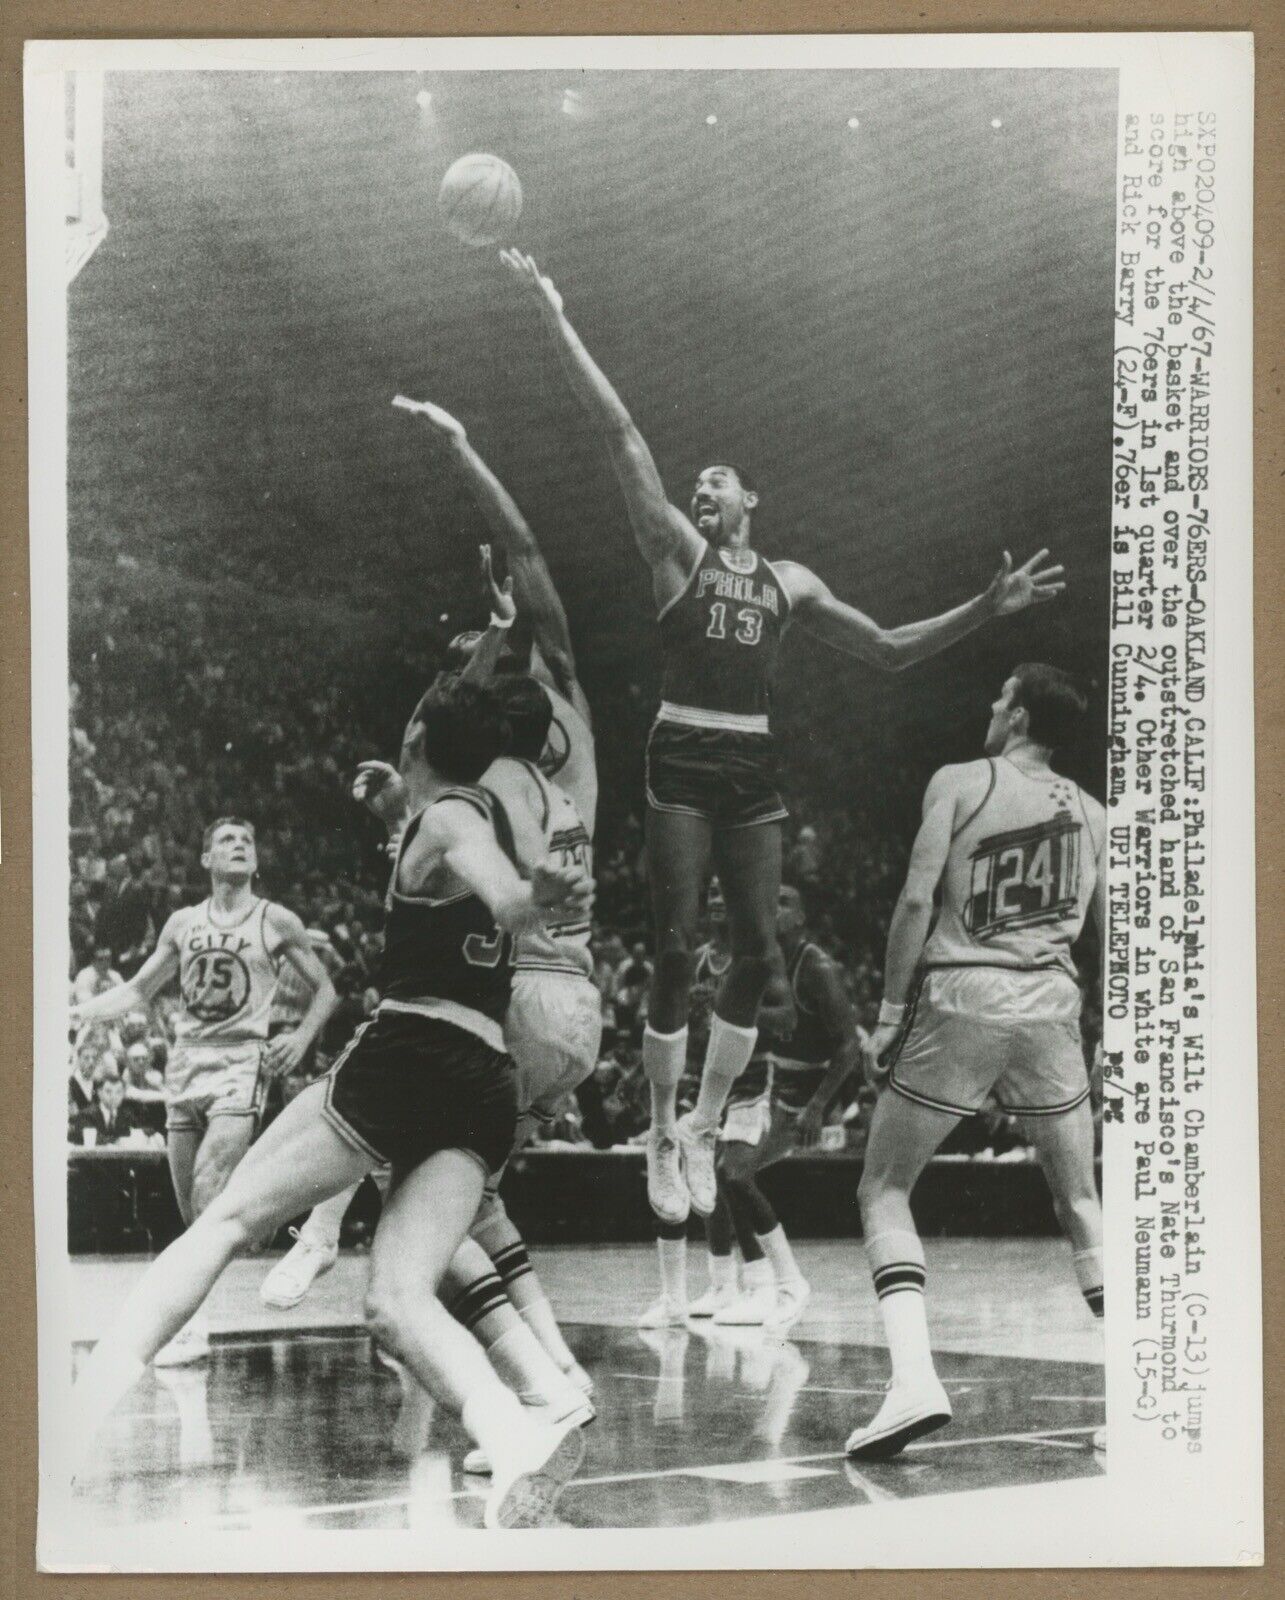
[67,571,1093,1163]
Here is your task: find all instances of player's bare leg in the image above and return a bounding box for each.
[1020,1101,1104,1321]
[365,1152,584,1528]
[713,1145,776,1326]
[642,806,712,1223]
[165,1129,200,1228]
[716,1119,809,1326]
[471,1189,593,1393]
[676,822,779,1214]
[846,1089,959,1459]
[72,1079,373,1469]
[688,1189,739,1317]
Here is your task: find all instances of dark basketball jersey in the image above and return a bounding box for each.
[657,543,790,729]
[379,787,517,1034]
[770,942,843,1111]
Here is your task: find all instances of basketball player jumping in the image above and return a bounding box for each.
[72,676,594,1527]
[71,818,338,1364]
[845,664,1105,1460]
[502,248,1067,1230]
[264,402,600,1398]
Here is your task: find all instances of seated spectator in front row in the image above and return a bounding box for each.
[69,1070,138,1147]
[121,1042,167,1137]
[69,1031,111,1118]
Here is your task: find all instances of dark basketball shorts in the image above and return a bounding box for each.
[645,719,787,830]
[322,1009,517,1177]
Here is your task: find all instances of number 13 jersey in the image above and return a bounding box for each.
[657,543,790,731]
[923,757,1099,979]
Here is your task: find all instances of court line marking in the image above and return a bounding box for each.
[149,1425,1101,1530]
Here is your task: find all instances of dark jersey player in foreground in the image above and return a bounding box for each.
[502,248,1067,1229]
[71,676,592,1529]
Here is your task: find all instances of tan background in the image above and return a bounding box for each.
[1,2,1278,1594]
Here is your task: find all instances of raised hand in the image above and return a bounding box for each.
[987,549,1067,616]
[390,395,468,444]
[480,544,516,626]
[531,857,594,921]
[352,760,410,827]
[499,249,565,319]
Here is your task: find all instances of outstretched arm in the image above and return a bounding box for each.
[778,549,1066,672]
[402,799,594,939]
[500,250,702,596]
[392,399,590,721]
[69,918,182,1028]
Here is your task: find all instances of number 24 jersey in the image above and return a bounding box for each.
[922,757,1100,978]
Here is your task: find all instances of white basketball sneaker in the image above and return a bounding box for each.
[844,1375,952,1460]
[673,1113,718,1216]
[688,1280,739,1319]
[153,1314,210,1368]
[462,1391,595,1477]
[713,1282,778,1326]
[646,1129,689,1224]
[483,1416,586,1528]
[636,1297,688,1329]
[259,1228,339,1309]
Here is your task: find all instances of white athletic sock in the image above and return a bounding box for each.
[1073,1247,1105,1318]
[657,1234,688,1307]
[299,1182,359,1251]
[757,1224,804,1289]
[517,1301,578,1373]
[865,1228,935,1386]
[708,1251,737,1292]
[692,1016,758,1131]
[644,1025,688,1133]
[461,1384,536,1461]
[484,1324,579,1409]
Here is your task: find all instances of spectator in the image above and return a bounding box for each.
[70,1070,138,1147]
[69,1030,113,1117]
[121,1042,167,1137]
[71,945,120,1007]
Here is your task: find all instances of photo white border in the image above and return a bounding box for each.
[26,31,1259,1570]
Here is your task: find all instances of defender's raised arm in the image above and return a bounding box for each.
[500,250,701,600]
[776,548,1066,672]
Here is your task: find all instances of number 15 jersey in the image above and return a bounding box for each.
[172,898,281,1045]
[923,757,1099,980]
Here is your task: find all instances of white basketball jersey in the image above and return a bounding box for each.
[923,757,1098,979]
[535,670,597,839]
[172,897,280,1043]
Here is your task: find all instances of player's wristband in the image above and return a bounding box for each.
[489,612,515,631]
[877,1000,907,1027]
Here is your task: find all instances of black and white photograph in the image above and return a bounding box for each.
[25,33,1258,1570]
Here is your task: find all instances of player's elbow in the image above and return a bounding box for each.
[873,633,910,673]
[899,882,936,914]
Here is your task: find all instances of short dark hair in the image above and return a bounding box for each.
[408,675,508,783]
[202,816,255,852]
[697,463,757,495]
[493,675,553,761]
[1009,663,1089,753]
[443,631,531,675]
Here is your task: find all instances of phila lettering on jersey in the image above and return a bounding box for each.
[173,898,281,1044]
[923,757,1099,979]
[656,543,791,732]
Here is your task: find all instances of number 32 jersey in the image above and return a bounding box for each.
[923,757,1100,979]
[173,898,281,1044]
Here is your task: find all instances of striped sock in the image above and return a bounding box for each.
[1073,1247,1105,1318]
[866,1228,934,1385]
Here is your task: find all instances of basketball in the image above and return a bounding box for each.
[438,153,523,247]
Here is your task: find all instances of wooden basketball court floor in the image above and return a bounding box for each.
[71,1238,1104,1534]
